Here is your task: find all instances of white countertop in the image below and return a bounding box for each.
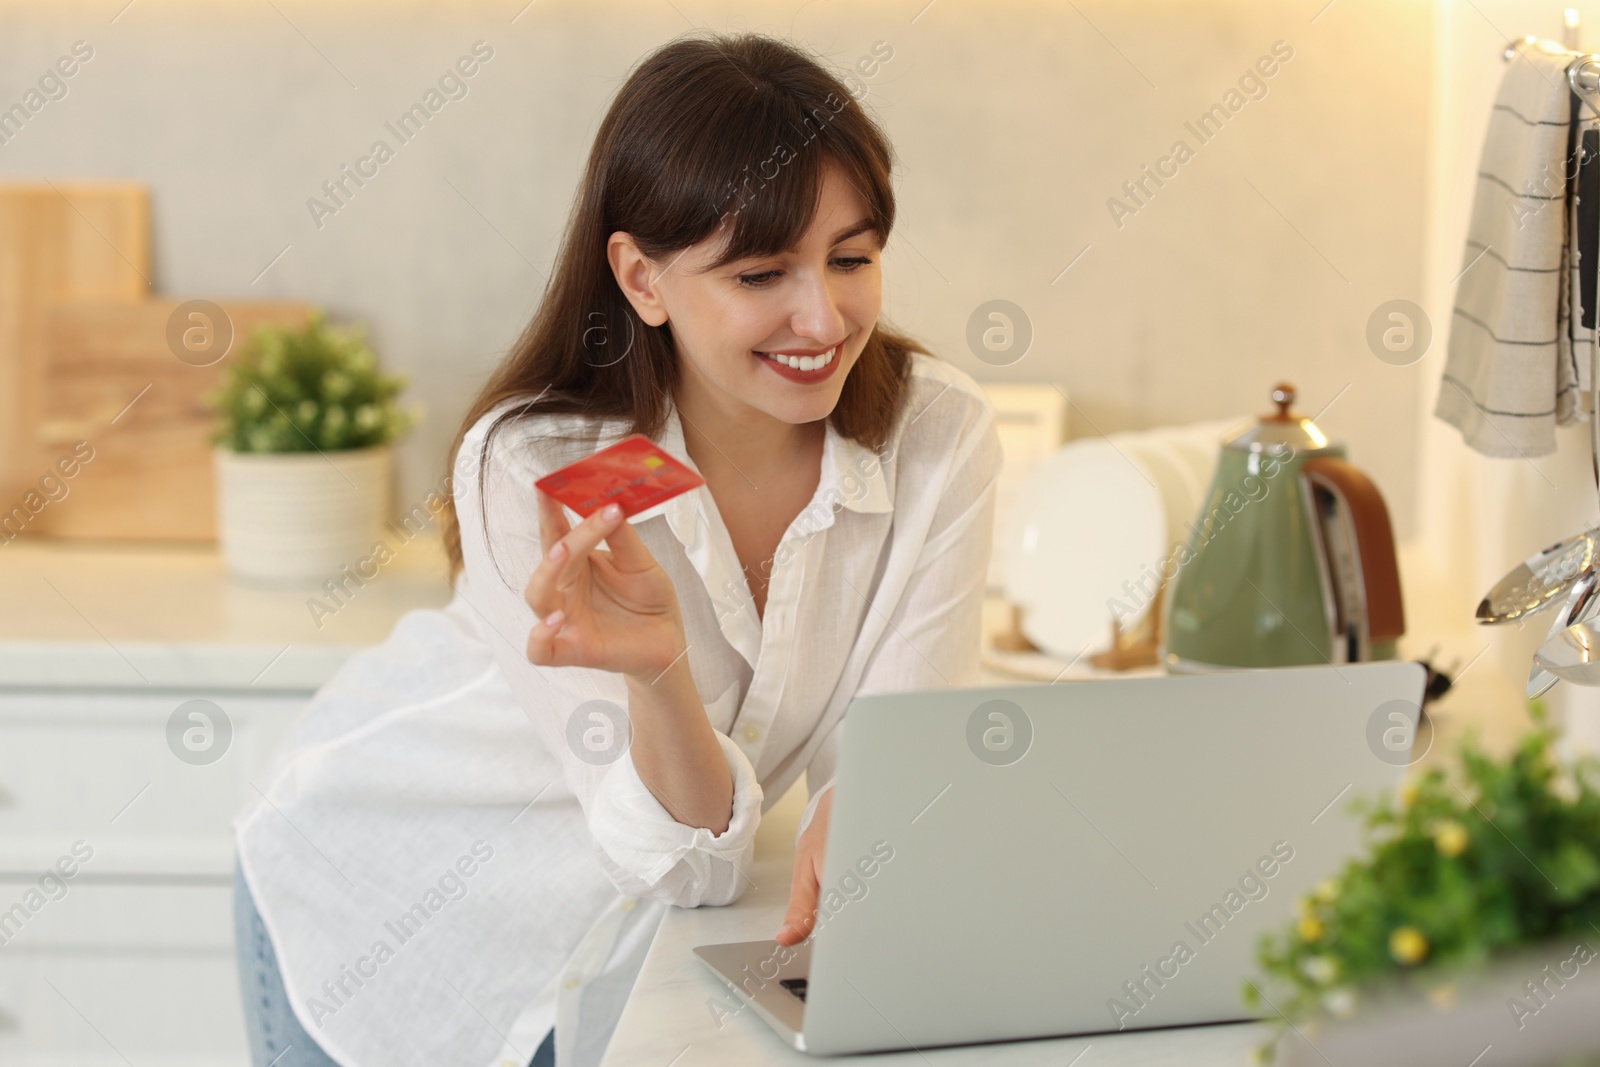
[0,534,1088,690]
[0,533,454,688]
[0,534,1528,736]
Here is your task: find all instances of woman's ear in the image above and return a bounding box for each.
[607,231,670,327]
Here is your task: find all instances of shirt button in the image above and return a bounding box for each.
[564,975,582,989]
[621,899,636,911]
[500,1060,518,1067]
[743,725,760,742]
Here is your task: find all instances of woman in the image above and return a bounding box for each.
[232,29,1001,1067]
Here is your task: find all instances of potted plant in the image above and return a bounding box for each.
[209,310,418,585]
[1244,702,1600,1066]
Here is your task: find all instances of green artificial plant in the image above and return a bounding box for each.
[1243,701,1600,1061]
[209,310,418,454]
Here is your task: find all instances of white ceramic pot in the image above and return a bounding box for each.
[214,445,393,585]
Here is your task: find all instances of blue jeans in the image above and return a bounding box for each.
[233,861,555,1067]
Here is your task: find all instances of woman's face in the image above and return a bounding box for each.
[610,158,883,429]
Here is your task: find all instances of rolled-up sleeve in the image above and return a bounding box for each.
[452,408,761,906]
[798,387,1002,842]
[588,729,762,905]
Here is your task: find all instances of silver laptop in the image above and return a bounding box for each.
[694,661,1427,1055]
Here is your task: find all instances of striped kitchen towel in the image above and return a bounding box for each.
[1435,36,1596,458]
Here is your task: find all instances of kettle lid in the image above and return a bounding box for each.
[1223,382,1335,454]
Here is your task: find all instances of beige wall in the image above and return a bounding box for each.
[0,0,1431,536]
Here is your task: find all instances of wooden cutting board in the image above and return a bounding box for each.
[0,184,150,514]
[26,299,312,541]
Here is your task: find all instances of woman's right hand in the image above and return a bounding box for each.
[525,488,686,681]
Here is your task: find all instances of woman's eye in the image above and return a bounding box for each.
[736,257,874,289]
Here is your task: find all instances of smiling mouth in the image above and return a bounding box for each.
[753,344,838,372]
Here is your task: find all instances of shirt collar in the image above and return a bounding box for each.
[619,400,894,547]
[599,400,893,669]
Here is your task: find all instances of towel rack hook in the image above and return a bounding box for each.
[1504,34,1539,62]
[1504,11,1580,60]
[1501,33,1600,102]
[1572,55,1600,99]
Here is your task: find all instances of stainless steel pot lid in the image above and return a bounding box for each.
[1477,527,1600,624]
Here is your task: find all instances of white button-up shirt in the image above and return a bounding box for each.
[233,352,1002,1067]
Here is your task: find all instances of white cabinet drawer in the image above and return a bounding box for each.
[0,690,306,875]
[0,883,244,1066]
[0,880,232,950]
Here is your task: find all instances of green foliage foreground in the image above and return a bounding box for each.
[1245,702,1600,1059]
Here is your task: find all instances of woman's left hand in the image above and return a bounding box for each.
[775,788,833,946]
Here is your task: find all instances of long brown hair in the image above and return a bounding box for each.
[439,30,930,578]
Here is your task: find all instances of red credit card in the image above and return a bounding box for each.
[534,434,705,519]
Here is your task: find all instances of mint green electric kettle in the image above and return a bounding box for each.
[1162,383,1405,671]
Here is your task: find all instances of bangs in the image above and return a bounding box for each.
[665,94,889,274]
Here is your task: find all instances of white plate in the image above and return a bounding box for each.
[1000,438,1167,660]
[1141,419,1240,542]
[995,419,1245,660]
[1165,419,1236,490]
[1112,430,1205,550]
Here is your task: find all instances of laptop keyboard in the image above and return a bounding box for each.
[779,978,808,1002]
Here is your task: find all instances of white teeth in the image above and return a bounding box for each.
[758,345,836,372]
